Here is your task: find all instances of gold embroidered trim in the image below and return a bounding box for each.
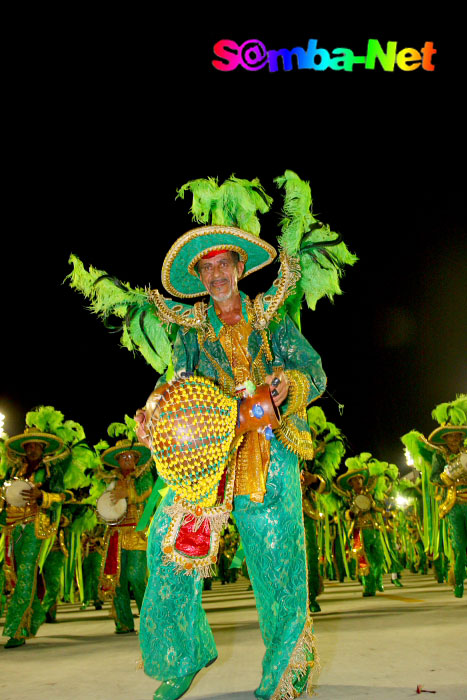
[275,416,314,460]
[161,226,277,299]
[283,370,311,418]
[148,289,209,329]
[270,615,319,700]
[161,450,238,578]
[252,251,301,330]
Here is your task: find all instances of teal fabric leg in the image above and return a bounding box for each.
[3,523,45,639]
[42,550,65,618]
[234,439,313,700]
[362,529,385,595]
[447,503,467,586]
[83,551,102,604]
[139,490,218,681]
[113,549,135,632]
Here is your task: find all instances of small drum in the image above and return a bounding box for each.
[2,478,33,507]
[353,494,371,513]
[444,452,467,482]
[96,483,127,525]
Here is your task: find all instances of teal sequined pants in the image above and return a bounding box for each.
[140,439,314,699]
[113,548,147,632]
[447,502,467,587]
[3,523,46,640]
[361,528,385,595]
[303,514,320,607]
[83,551,102,604]
[42,550,66,619]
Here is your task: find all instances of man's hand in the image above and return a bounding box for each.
[265,371,289,407]
[21,484,42,505]
[134,409,151,448]
[111,481,129,503]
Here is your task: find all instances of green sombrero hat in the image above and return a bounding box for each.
[6,427,65,456]
[427,425,467,446]
[101,439,152,471]
[336,453,372,491]
[336,466,369,491]
[161,225,277,298]
[163,175,276,298]
[428,394,467,446]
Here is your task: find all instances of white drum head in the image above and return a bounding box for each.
[3,478,32,507]
[97,490,127,525]
[354,494,371,512]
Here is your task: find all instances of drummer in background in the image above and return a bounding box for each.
[429,401,467,599]
[335,456,385,597]
[1,426,68,648]
[98,429,154,634]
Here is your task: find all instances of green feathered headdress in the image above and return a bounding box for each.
[100,415,152,474]
[428,394,467,445]
[161,175,276,298]
[6,406,70,457]
[275,170,358,321]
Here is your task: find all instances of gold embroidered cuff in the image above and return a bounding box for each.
[283,370,311,417]
[440,472,455,487]
[40,491,65,509]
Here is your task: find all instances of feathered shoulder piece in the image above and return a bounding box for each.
[274,170,358,327]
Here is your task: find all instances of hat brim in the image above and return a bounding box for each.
[162,226,277,298]
[6,431,65,456]
[428,425,467,445]
[101,443,152,469]
[336,468,369,491]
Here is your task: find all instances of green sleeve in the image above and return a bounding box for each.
[271,314,326,402]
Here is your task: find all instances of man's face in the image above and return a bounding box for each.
[23,441,45,461]
[116,450,140,475]
[197,252,245,303]
[349,475,364,493]
[443,431,464,453]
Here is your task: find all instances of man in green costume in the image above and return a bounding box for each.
[69,173,356,700]
[429,414,467,598]
[336,457,385,597]
[1,425,68,647]
[98,434,153,633]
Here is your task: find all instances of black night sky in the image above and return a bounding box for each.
[2,17,465,473]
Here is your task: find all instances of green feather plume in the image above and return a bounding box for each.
[67,254,173,374]
[275,170,358,312]
[431,394,467,426]
[307,406,346,480]
[107,415,138,442]
[26,406,65,433]
[177,175,273,235]
[345,452,372,471]
[401,430,435,474]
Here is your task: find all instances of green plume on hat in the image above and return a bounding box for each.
[107,415,138,442]
[431,394,467,426]
[177,175,273,235]
[368,458,399,501]
[275,170,358,319]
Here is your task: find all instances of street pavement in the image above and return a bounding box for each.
[1,572,466,700]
